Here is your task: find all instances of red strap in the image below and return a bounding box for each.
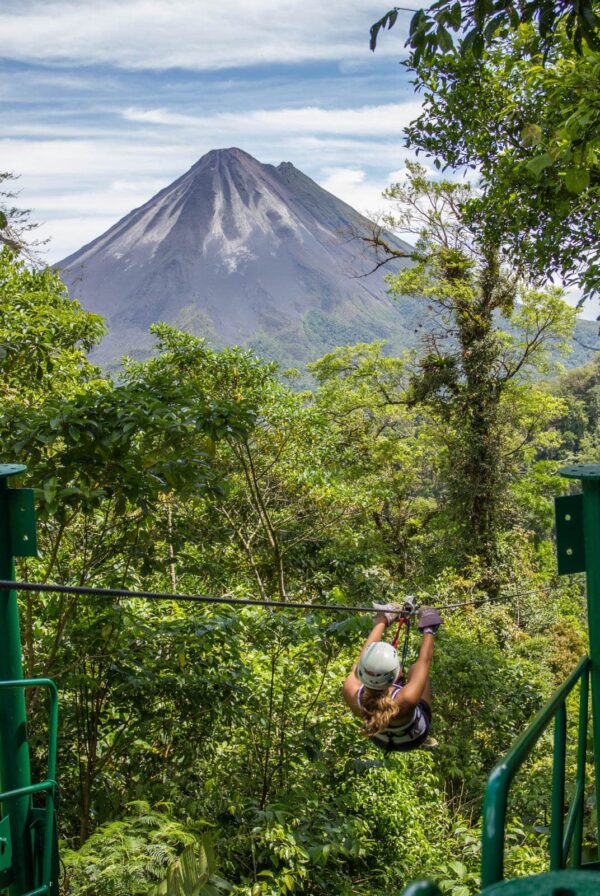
[391,616,407,649]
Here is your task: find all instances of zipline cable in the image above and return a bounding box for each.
[0,579,555,616]
[0,579,379,614]
[433,589,554,612]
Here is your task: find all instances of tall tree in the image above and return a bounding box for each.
[371,165,573,571]
[371,4,600,298]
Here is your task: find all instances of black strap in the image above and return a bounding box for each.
[400,618,412,674]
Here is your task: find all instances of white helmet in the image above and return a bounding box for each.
[357,642,400,690]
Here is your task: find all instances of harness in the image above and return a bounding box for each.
[391,613,412,682]
[356,683,427,746]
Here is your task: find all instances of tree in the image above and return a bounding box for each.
[371,5,600,298]
[371,165,573,571]
[124,325,349,603]
[0,291,256,838]
[0,246,105,399]
[551,352,600,456]
[310,342,439,582]
[405,28,600,297]
[370,0,600,62]
[0,172,44,259]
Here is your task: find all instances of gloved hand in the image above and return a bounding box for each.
[418,606,443,635]
[372,602,403,627]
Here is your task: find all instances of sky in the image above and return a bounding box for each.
[1,0,596,319]
[1,0,424,262]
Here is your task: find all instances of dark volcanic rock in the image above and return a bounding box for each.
[58,147,428,368]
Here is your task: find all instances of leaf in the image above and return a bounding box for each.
[525,153,554,176]
[370,8,400,51]
[409,9,427,37]
[43,478,57,503]
[483,12,507,39]
[448,2,462,29]
[437,24,454,51]
[565,167,590,193]
[521,123,542,147]
[448,860,467,878]
[151,841,218,896]
[539,0,556,38]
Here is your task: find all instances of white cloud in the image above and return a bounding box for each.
[3,2,427,264]
[0,138,193,179]
[1,0,413,71]
[319,166,386,216]
[22,184,166,216]
[36,216,125,263]
[121,101,423,135]
[4,75,426,261]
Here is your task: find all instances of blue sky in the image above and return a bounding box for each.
[1,0,425,263]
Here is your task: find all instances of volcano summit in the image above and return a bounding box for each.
[58,148,424,367]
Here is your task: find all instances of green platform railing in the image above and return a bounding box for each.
[402,656,591,896]
[0,678,59,896]
[481,655,591,889]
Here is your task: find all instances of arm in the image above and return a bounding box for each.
[360,616,388,654]
[342,615,388,704]
[396,633,434,709]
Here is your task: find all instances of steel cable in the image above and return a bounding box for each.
[0,579,556,616]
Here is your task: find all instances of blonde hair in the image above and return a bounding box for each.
[360,687,400,736]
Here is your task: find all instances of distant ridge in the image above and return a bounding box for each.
[57,148,431,368]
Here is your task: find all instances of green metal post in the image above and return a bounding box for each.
[560,465,600,841]
[0,464,33,895]
[550,703,567,870]
[583,475,600,840]
[571,668,589,868]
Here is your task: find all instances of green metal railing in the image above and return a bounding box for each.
[480,655,590,889]
[0,678,58,896]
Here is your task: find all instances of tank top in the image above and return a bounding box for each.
[356,684,428,745]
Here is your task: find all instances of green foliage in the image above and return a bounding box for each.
[0,247,104,398]
[0,248,594,894]
[380,164,574,569]
[392,15,600,296]
[551,353,600,458]
[63,802,228,896]
[370,0,600,60]
[0,171,42,257]
[151,842,231,896]
[370,0,600,295]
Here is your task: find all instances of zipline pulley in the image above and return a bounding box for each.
[391,595,419,679]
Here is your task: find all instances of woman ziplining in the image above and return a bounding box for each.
[342,601,443,752]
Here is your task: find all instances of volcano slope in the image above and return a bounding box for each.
[58,148,432,369]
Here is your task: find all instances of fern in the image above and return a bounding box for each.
[150,841,231,896]
[63,804,230,896]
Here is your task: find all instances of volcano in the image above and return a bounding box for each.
[58,147,426,368]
